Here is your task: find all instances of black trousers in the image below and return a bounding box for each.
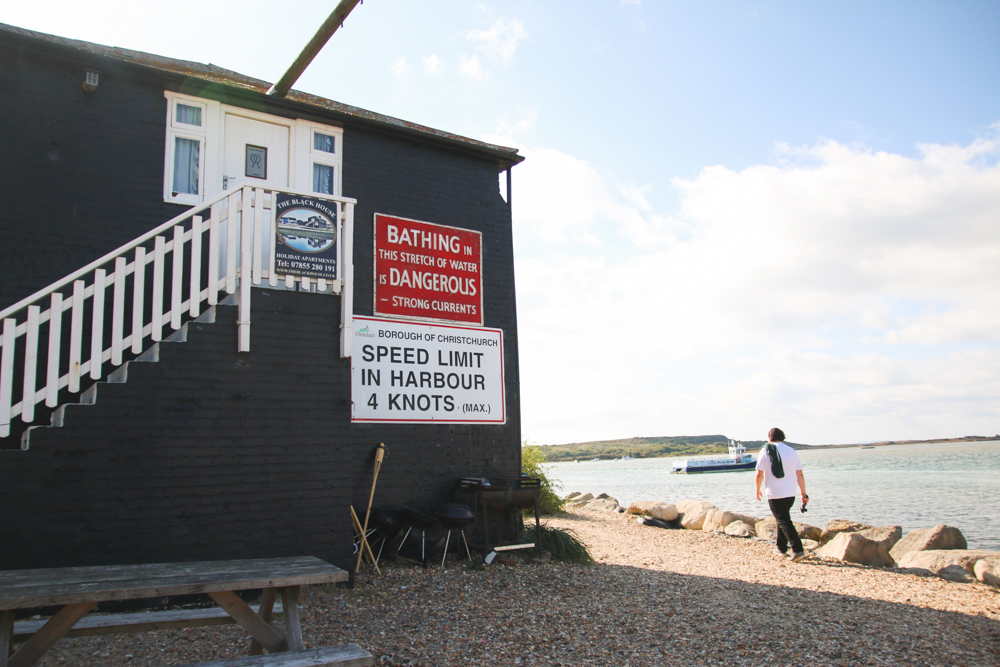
[768,496,803,554]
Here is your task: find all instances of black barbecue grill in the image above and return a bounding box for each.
[457,477,542,560]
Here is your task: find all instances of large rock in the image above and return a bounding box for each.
[755,518,777,541]
[731,512,761,527]
[724,520,756,537]
[680,509,710,530]
[675,500,716,531]
[569,492,595,505]
[973,556,1000,588]
[820,519,902,551]
[798,523,822,542]
[563,492,583,501]
[815,532,895,567]
[755,517,822,542]
[702,509,739,532]
[938,565,975,583]
[701,510,760,532]
[895,549,996,575]
[627,501,679,522]
[675,499,717,517]
[890,525,967,562]
[584,497,621,512]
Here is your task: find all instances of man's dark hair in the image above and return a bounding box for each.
[768,427,785,442]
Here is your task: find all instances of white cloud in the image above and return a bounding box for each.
[421,54,443,75]
[390,57,409,77]
[459,54,487,80]
[513,131,1000,446]
[467,18,528,63]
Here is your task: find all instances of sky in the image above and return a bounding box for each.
[4,1,999,446]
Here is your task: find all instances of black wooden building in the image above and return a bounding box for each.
[0,23,524,572]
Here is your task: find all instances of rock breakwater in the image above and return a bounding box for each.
[564,490,1000,588]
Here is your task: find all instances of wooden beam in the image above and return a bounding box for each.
[267,0,363,98]
[8,602,95,667]
[207,591,286,654]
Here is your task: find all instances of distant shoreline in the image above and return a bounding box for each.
[534,434,998,462]
[795,435,999,450]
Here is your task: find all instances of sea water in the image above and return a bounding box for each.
[545,440,1000,550]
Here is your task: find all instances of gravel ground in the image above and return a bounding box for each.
[30,506,1000,666]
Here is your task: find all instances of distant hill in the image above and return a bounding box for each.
[530,434,998,462]
[533,435,732,462]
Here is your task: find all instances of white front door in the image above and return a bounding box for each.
[223,114,290,191]
[221,115,291,280]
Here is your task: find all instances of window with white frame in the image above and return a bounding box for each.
[163,95,218,205]
[296,121,343,198]
[164,92,343,205]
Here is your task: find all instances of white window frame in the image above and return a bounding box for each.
[295,120,344,198]
[163,92,343,205]
[163,93,222,205]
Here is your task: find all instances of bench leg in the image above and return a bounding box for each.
[208,591,286,654]
[7,602,95,667]
[1,611,13,667]
[281,586,304,652]
[248,587,278,656]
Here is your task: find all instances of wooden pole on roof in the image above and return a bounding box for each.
[267,0,363,98]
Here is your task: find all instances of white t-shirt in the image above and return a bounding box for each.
[756,441,802,499]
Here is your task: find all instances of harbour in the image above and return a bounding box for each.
[547,439,1000,550]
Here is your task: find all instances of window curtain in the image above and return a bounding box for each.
[173,137,200,195]
[313,163,334,195]
[176,104,202,126]
[314,133,335,153]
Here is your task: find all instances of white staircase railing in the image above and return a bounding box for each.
[0,186,356,444]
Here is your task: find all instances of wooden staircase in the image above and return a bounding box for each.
[1,187,356,450]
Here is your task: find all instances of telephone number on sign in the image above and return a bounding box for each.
[280,261,330,271]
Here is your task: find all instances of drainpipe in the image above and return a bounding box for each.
[267,0,363,98]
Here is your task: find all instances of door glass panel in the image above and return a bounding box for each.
[313,163,334,194]
[173,137,200,194]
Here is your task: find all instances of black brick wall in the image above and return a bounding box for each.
[0,31,521,571]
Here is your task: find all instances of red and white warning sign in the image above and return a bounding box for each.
[373,213,483,326]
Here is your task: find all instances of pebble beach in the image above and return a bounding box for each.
[29,504,1000,666]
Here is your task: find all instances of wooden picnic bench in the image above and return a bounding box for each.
[0,556,373,667]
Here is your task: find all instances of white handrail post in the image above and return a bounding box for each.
[340,200,355,358]
[112,257,126,366]
[68,280,85,393]
[131,247,146,354]
[90,268,106,380]
[152,236,166,342]
[0,317,15,437]
[190,215,203,317]
[45,292,63,407]
[252,187,264,285]
[237,186,253,352]
[22,305,41,422]
[207,207,220,306]
[225,193,240,295]
[171,225,184,330]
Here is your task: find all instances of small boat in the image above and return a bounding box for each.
[671,440,756,474]
[621,448,635,461]
[591,457,602,462]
